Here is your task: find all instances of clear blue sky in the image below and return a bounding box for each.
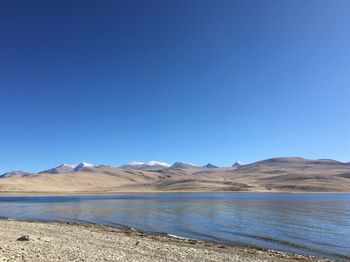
[0,0,349,173]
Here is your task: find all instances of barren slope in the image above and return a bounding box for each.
[1,157,350,193]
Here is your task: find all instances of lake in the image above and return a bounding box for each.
[0,193,349,260]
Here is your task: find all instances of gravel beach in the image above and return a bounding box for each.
[0,220,330,262]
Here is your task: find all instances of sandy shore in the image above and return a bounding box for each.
[0,220,330,262]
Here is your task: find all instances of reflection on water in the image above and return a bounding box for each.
[0,193,349,260]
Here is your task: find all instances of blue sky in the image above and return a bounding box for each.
[0,0,350,173]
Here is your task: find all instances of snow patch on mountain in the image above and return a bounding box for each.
[125,161,170,167]
[61,164,78,169]
[128,161,145,166]
[74,162,94,171]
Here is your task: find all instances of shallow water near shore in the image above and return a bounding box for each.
[0,193,349,260]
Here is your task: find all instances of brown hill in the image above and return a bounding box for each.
[1,157,350,194]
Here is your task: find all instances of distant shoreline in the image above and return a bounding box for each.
[0,190,349,196]
[0,219,329,262]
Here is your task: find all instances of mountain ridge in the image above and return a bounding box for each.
[120,161,170,171]
[1,157,350,193]
[0,171,33,178]
[39,162,94,174]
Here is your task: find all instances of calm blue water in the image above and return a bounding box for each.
[0,193,349,260]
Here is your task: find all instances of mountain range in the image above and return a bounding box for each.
[38,162,94,174]
[1,157,350,193]
[120,161,170,171]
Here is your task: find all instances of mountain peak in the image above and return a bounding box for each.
[126,161,170,167]
[74,162,94,171]
[60,163,78,169]
[0,171,32,178]
[232,161,244,167]
[147,161,171,167]
[204,163,218,168]
[170,162,197,169]
[39,162,94,174]
[120,161,170,170]
[128,161,145,166]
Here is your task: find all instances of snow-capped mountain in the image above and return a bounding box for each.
[39,164,77,174]
[232,161,244,167]
[74,162,94,171]
[120,161,170,171]
[39,162,94,174]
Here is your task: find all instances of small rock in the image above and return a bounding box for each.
[17,235,29,241]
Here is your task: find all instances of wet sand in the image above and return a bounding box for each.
[0,220,329,262]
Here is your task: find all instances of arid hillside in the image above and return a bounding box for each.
[1,157,350,193]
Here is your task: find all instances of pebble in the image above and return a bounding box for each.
[17,235,29,241]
